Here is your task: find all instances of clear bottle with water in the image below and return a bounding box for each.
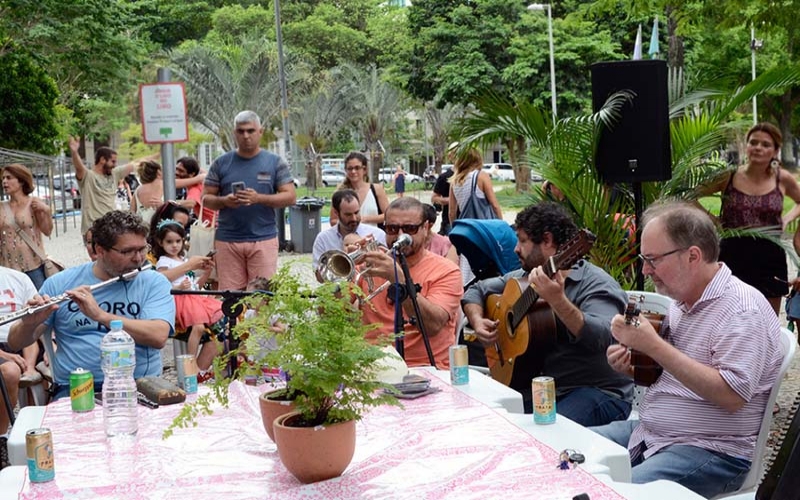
[101,319,138,437]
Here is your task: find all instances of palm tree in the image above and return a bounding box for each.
[170,35,312,151]
[332,64,408,182]
[291,81,349,189]
[425,101,468,173]
[454,65,800,288]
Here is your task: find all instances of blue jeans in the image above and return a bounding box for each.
[552,387,631,427]
[591,420,751,498]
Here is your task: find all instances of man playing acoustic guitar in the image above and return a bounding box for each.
[591,201,783,498]
[462,202,632,425]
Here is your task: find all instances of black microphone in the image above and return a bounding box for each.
[392,234,413,250]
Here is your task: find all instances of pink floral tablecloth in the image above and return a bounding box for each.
[18,377,625,500]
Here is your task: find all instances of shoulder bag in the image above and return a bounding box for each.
[187,196,217,280]
[458,171,498,220]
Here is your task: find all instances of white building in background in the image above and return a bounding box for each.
[196,142,219,170]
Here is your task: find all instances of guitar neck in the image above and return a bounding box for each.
[511,285,541,326]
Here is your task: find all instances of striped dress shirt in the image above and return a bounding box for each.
[630,264,783,462]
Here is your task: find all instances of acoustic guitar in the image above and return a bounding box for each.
[623,294,665,387]
[484,229,596,387]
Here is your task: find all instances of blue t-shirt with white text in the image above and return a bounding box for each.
[41,263,175,387]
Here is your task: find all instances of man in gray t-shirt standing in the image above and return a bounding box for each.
[203,110,296,290]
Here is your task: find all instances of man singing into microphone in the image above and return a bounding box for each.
[360,197,462,368]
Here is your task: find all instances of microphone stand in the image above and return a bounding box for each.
[394,249,437,368]
[171,289,273,377]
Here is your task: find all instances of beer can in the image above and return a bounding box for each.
[26,428,55,482]
[69,367,95,412]
[176,354,198,394]
[532,376,557,424]
[449,345,469,385]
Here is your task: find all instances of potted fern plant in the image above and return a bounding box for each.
[165,265,403,483]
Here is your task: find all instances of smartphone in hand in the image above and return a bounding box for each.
[205,249,218,258]
[231,181,246,195]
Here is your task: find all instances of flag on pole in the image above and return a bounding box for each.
[632,24,643,60]
[648,16,660,58]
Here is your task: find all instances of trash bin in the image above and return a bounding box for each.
[289,197,325,254]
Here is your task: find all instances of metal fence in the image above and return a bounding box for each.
[0,148,80,236]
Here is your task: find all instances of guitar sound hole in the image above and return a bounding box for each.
[506,312,515,338]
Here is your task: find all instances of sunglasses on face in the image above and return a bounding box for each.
[384,222,424,235]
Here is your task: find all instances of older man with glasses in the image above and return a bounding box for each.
[359,197,462,369]
[8,211,175,400]
[591,201,783,498]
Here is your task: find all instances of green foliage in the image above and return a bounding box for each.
[235,267,401,426]
[130,0,219,49]
[0,0,150,135]
[205,4,275,46]
[403,0,522,106]
[165,264,400,436]
[163,355,231,439]
[285,3,371,69]
[0,51,60,154]
[117,122,212,161]
[453,65,800,287]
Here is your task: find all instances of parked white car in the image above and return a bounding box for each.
[483,163,515,182]
[321,168,346,187]
[377,168,422,184]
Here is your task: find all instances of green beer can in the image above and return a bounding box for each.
[69,367,95,412]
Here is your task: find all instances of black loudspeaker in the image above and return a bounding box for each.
[591,60,671,183]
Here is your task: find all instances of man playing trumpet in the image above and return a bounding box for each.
[312,189,385,282]
[8,211,175,400]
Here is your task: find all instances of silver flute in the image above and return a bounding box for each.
[0,264,154,327]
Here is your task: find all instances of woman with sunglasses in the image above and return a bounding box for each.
[329,152,389,228]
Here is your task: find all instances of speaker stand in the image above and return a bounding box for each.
[633,181,644,291]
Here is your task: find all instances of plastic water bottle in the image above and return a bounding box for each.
[101,319,138,437]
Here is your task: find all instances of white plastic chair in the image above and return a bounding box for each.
[712,326,796,499]
[625,291,671,420]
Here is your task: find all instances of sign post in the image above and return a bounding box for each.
[140,74,188,201]
[139,81,189,144]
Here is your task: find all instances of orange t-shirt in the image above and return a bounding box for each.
[360,250,462,369]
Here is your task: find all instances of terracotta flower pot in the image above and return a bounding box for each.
[259,390,296,442]
[272,411,356,484]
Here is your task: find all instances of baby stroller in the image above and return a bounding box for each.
[449,219,521,366]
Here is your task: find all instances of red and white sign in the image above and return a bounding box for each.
[139,82,189,144]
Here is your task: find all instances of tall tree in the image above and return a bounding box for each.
[170,35,312,151]
[0,0,149,135]
[333,64,408,181]
[0,50,60,154]
[291,82,350,189]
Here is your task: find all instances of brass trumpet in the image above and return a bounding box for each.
[317,235,390,300]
